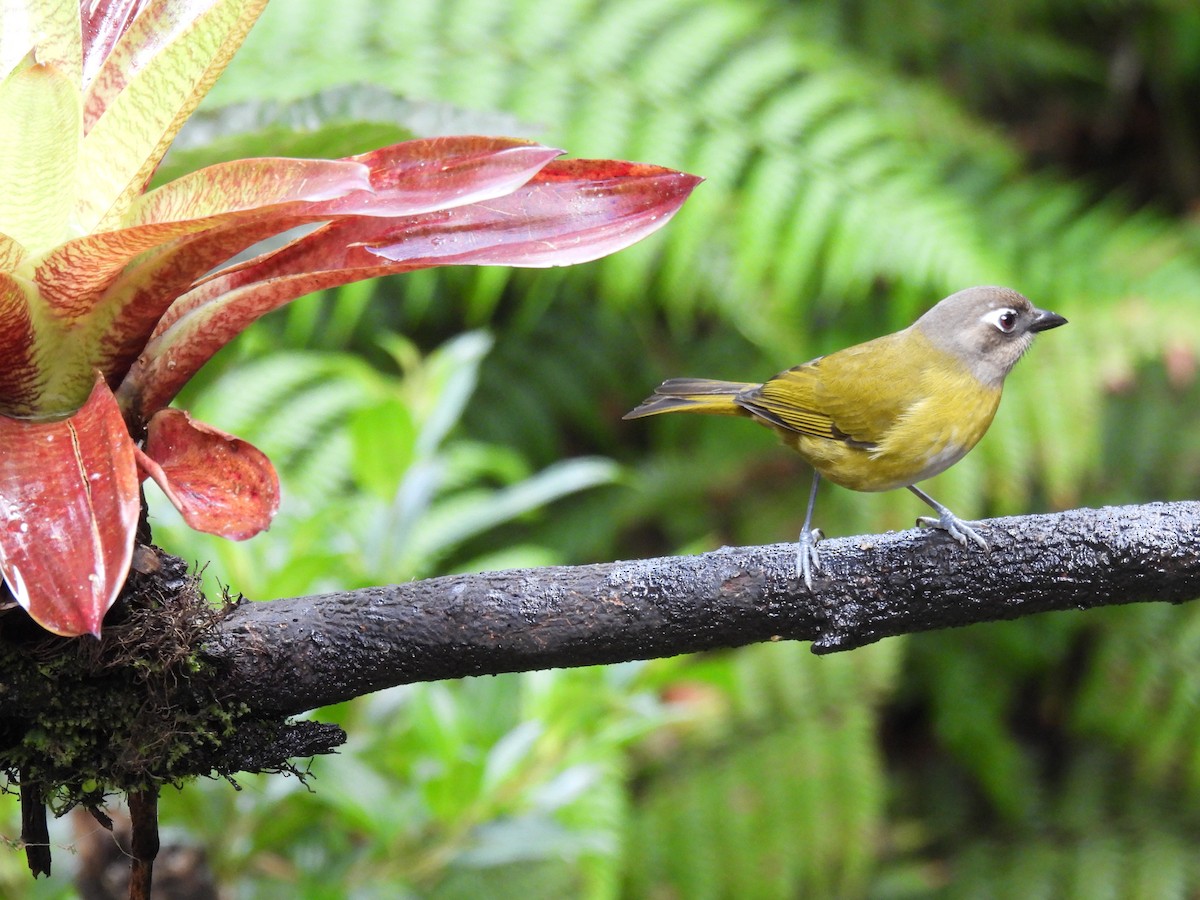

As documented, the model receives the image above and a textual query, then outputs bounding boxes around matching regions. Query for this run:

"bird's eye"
[982,308,1019,334]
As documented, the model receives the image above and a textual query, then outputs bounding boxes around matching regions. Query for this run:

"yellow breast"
[746,329,1002,492]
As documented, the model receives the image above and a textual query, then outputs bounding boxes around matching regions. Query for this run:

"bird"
[624,286,1067,588]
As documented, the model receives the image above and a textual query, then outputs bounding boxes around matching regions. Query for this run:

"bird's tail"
[623,378,758,419]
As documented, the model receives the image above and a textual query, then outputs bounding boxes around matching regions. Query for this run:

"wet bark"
[205,501,1200,717]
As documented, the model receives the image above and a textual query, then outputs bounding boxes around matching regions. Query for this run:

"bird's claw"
[796,528,824,590]
[916,512,989,551]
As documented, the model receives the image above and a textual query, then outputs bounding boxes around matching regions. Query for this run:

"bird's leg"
[796,471,823,589]
[908,485,989,551]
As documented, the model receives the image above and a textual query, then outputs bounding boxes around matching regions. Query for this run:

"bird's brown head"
[914,285,1067,388]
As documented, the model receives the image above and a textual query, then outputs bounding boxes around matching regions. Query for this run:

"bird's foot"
[796,528,824,590]
[916,511,989,551]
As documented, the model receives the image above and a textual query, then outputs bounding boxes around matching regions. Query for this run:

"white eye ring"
[981,307,1019,334]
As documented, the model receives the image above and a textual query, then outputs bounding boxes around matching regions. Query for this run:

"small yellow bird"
[624,286,1067,587]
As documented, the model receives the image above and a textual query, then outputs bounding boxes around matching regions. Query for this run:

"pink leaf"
[126,156,371,226]
[81,218,313,387]
[0,374,139,637]
[364,159,703,266]
[139,408,279,540]
[37,157,370,321]
[325,136,563,217]
[77,0,269,231]
[80,0,152,88]
[133,137,562,336]
[118,162,701,415]
[81,0,266,132]
[42,137,558,379]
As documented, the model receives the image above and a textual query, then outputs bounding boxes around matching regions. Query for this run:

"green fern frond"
[208,0,1009,320]
[197,0,1200,517]
[934,751,1200,899]
[624,639,899,897]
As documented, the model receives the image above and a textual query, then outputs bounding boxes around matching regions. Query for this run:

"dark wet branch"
[19,779,50,878]
[206,502,1200,718]
[127,789,158,900]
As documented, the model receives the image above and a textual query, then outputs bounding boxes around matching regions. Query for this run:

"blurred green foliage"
[6,0,1200,896]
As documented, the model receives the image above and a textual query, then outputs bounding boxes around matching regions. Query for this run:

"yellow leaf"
[0,0,81,85]
[0,62,80,253]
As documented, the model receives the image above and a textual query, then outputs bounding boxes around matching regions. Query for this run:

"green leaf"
[348,396,418,500]
[481,721,543,793]
[409,457,619,564]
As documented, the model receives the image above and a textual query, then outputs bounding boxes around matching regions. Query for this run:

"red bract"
[0,0,701,636]
[0,376,139,637]
[138,409,279,540]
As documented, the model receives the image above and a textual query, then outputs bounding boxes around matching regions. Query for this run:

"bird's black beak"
[1030,307,1068,332]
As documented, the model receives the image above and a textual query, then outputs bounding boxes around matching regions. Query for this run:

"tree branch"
[208,502,1200,717]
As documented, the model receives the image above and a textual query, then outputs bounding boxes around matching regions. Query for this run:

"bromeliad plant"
[0,0,700,637]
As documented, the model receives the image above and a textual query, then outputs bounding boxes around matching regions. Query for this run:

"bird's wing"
[738,333,922,446]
